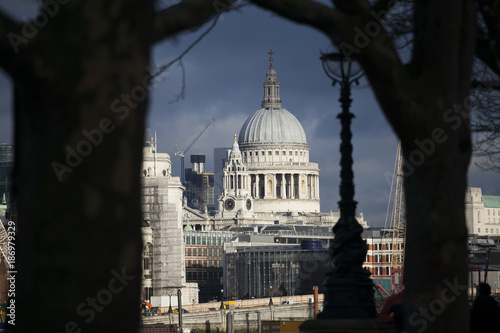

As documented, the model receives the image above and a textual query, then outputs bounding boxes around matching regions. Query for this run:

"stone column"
[296,174,300,199]
[273,173,277,198]
[316,175,320,199]
[291,174,295,199]
[281,174,286,199]
[256,174,260,198]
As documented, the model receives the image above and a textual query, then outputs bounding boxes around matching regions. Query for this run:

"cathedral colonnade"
[223,172,319,200]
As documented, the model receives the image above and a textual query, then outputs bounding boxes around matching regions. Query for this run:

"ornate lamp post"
[317,47,376,319]
[268,285,273,306]
[168,292,173,314]
[220,289,224,310]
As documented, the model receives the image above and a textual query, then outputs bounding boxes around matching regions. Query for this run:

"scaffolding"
[385,142,406,295]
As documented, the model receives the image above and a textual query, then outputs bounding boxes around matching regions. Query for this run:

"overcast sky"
[1,1,499,227]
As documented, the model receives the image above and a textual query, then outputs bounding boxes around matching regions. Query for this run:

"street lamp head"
[320,45,363,85]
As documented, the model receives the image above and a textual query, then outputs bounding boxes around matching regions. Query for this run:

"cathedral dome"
[238,50,308,148]
[238,107,308,147]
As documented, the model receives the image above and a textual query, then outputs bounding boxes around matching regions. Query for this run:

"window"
[187,248,191,256]
[249,152,252,156]
[261,151,264,155]
[492,229,494,233]
[295,151,298,156]
[486,229,488,233]
[282,151,286,155]
[289,151,292,155]
[268,151,272,155]
[478,228,481,233]
[275,151,279,155]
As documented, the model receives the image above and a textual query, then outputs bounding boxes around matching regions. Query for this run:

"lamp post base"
[317,269,376,319]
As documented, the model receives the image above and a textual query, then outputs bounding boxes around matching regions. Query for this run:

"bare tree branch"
[249,0,411,139]
[0,9,21,73]
[475,0,500,76]
[248,0,346,36]
[151,0,235,44]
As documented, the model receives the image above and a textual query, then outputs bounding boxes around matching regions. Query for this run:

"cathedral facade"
[217,52,321,221]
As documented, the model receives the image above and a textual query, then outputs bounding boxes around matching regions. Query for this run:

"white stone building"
[217,52,321,221]
[141,142,198,304]
[465,187,500,236]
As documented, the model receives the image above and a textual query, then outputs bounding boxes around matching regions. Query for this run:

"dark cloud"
[1,2,499,227]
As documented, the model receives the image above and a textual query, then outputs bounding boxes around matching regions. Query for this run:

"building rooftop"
[483,195,500,208]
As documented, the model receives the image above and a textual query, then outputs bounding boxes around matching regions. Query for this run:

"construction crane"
[384,141,406,295]
[175,119,215,184]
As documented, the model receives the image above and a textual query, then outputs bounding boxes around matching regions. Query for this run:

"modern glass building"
[0,144,14,209]
[224,243,330,300]
[184,230,237,302]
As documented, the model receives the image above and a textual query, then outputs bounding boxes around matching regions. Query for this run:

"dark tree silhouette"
[0,0,234,332]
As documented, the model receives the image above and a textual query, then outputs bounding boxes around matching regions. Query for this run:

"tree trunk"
[402,123,471,333]
[13,2,153,332]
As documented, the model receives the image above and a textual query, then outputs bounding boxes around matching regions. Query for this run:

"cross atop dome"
[268,49,275,69]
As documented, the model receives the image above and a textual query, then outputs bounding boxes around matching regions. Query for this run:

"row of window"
[186,259,221,268]
[186,247,221,257]
[369,243,403,251]
[366,255,393,263]
[187,271,222,281]
[478,228,499,234]
[369,266,391,276]
[244,151,305,157]
[184,236,233,246]
[487,209,500,216]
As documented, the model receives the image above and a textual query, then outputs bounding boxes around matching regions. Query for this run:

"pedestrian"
[470,283,500,333]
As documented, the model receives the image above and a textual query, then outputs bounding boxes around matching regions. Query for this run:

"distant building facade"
[0,144,14,220]
[185,154,215,212]
[184,230,236,302]
[465,187,500,236]
[213,147,231,209]
[141,141,198,304]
